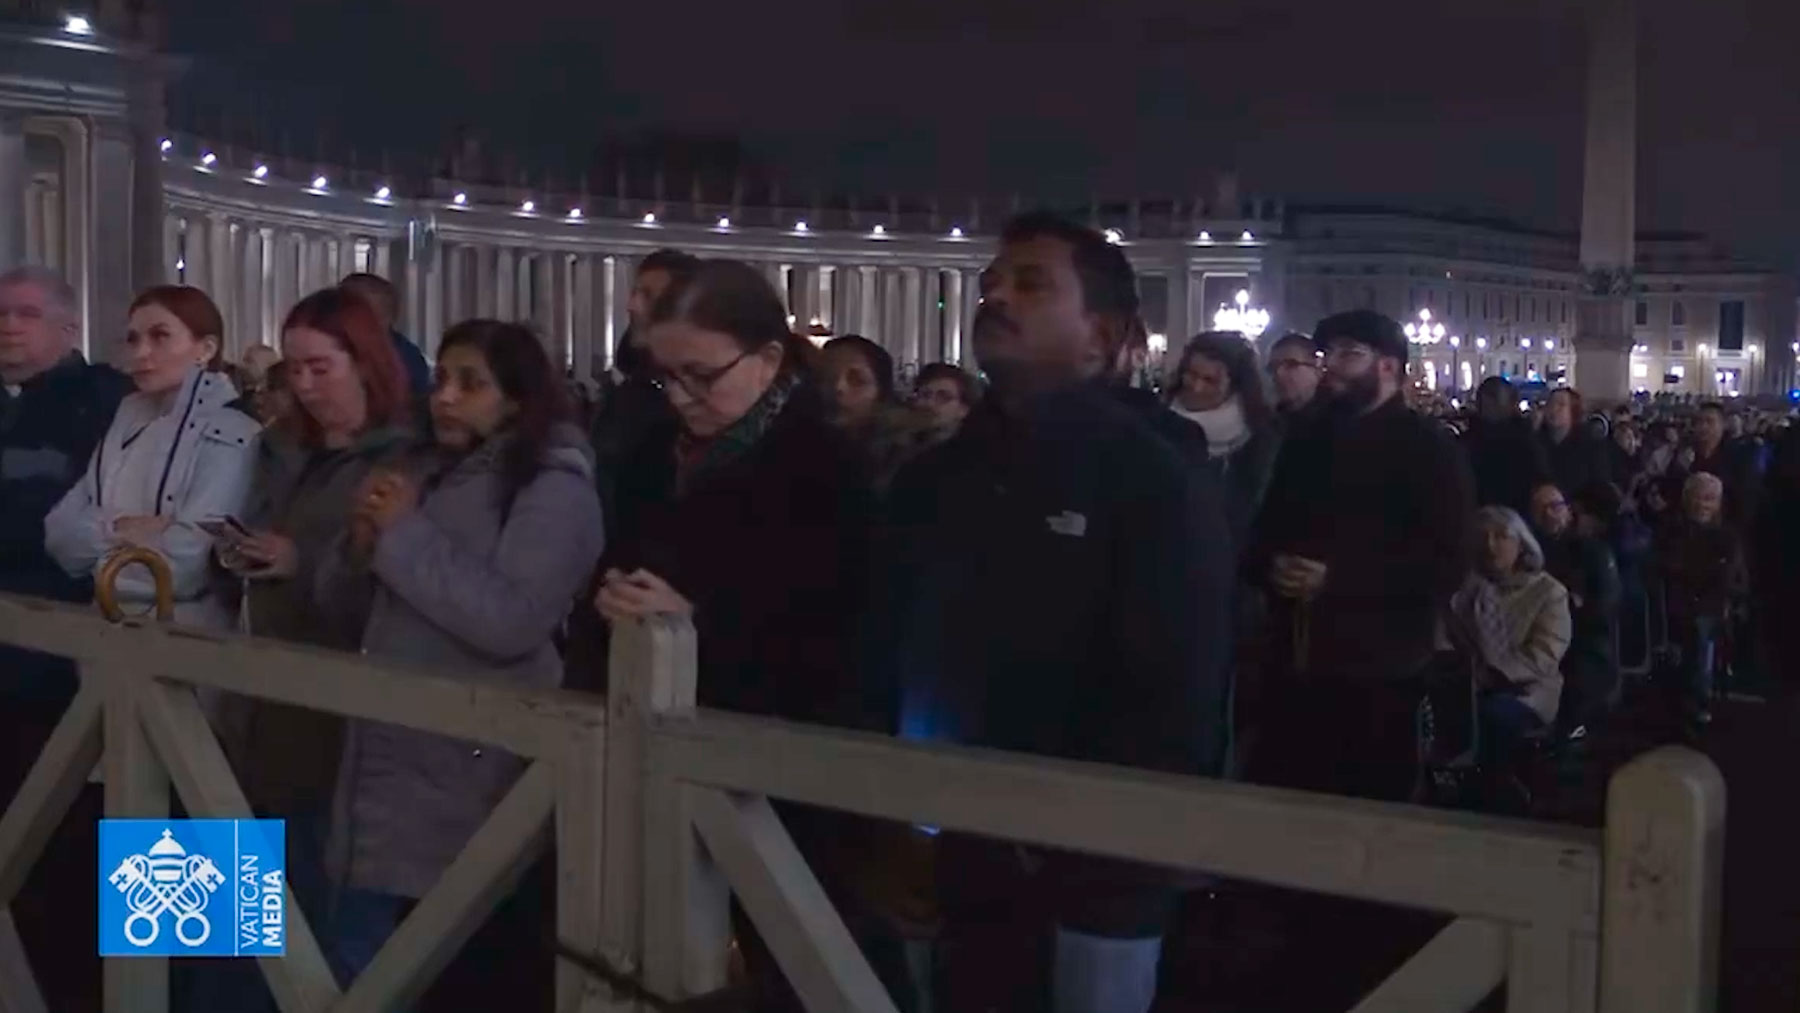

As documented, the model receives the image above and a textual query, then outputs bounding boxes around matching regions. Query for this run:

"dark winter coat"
[1539,532,1622,728]
[595,390,873,726]
[1689,438,1761,532]
[1463,415,1549,514]
[1540,427,1612,499]
[869,380,1234,935]
[1251,395,1476,684]
[228,424,415,816]
[0,353,130,702]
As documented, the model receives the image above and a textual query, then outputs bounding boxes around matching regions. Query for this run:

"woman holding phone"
[198,287,412,1009]
[44,285,259,630]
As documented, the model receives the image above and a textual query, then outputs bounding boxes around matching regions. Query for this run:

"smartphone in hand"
[198,516,251,543]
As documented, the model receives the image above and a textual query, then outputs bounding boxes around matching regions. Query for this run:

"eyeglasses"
[648,348,752,401]
[1268,358,1320,376]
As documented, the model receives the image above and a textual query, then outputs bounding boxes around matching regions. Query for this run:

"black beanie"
[1313,309,1408,365]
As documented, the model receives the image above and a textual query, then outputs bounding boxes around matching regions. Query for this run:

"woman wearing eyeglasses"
[591,258,873,726]
[587,259,895,1011]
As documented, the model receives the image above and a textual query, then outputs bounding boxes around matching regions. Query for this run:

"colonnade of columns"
[165,205,1003,382]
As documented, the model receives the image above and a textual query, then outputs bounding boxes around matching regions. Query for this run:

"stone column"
[868,269,891,354]
[606,254,635,366]
[206,215,233,329]
[423,240,446,360]
[942,269,965,365]
[919,267,943,363]
[256,227,278,348]
[898,268,923,367]
[571,254,598,380]
[536,253,563,368]
[232,221,261,356]
[1164,264,1193,383]
[790,264,818,329]
[161,214,181,285]
[89,121,137,354]
[960,269,982,370]
[0,111,26,270]
[473,246,496,318]
[271,230,300,337]
[372,239,393,281]
[493,247,516,320]
[126,54,169,294]
[828,266,856,336]
[879,268,907,360]
[22,175,47,266]
[1573,0,1638,403]
[763,263,787,312]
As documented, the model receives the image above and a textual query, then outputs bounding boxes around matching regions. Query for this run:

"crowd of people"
[0,208,1793,1011]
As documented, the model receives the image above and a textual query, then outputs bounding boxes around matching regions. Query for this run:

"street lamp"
[1403,309,1446,389]
[1213,289,1270,339]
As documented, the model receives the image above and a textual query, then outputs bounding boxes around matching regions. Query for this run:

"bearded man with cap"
[1246,309,1475,802]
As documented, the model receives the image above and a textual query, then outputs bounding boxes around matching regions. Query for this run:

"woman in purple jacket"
[313,319,603,987]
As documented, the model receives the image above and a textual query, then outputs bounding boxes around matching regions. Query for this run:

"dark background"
[161,0,1798,267]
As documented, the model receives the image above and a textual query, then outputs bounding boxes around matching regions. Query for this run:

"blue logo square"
[98,819,286,957]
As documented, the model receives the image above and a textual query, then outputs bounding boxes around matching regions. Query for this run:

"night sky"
[162,0,1798,267]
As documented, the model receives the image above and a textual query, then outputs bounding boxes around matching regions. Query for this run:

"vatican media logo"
[98,819,286,957]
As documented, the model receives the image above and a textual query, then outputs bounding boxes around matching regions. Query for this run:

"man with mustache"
[867,212,1232,1013]
[1247,309,1475,802]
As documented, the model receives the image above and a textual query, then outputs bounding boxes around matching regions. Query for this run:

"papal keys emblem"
[107,828,226,947]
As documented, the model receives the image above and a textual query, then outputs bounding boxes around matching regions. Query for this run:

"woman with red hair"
[44,284,259,630]
[215,288,415,995]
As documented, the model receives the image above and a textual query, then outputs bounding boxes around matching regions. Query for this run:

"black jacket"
[1690,438,1761,532]
[1463,415,1550,514]
[0,353,130,702]
[1540,427,1612,498]
[0,354,130,602]
[584,390,873,726]
[872,382,1233,777]
[869,381,1234,937]
[589,373,676,527]
[1540,532,1622,728]
[1252,395,1475,683]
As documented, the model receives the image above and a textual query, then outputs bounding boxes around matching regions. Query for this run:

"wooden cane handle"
[96,546,176,623]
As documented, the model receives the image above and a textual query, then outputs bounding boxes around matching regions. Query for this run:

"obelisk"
[1574,0,1638,403]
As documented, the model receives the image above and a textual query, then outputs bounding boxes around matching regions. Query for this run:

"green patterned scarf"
[675,371,800,495]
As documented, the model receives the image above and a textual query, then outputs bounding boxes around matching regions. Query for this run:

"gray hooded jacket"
[320,424,604,897]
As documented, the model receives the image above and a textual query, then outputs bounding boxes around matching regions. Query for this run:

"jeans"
[1051,928,1162,1013]
[174,804,336,1013]
[321,887,411,990]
